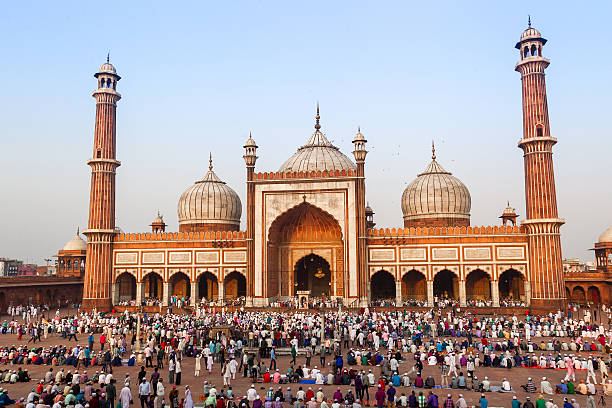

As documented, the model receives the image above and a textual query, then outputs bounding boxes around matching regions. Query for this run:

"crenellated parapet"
[252,168,357,182]
[115,230,247,242]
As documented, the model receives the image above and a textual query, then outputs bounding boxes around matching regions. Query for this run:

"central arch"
[267,202,344,298]
[294,254,332,297]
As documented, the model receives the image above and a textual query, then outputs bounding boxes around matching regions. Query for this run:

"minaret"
[243,132,258,306]
[515,21,565,310]
[352,125,368,306]
[82,57,121,311]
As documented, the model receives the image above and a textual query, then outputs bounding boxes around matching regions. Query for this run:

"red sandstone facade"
[77,25,575,311]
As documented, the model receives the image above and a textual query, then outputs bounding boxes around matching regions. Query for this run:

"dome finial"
[107,51,110,63]
[528,15,531,28]
[76,227,80,236]
[431,140,436,160]
[209,152,213,171]
[315,103,321,130]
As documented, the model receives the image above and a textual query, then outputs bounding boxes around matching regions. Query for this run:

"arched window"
[97,150,101,158]
[531,44,537,56]
[524,46,529,57]
[536,126,543,137]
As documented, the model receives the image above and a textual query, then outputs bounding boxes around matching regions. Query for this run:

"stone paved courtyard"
[0,313,608,408]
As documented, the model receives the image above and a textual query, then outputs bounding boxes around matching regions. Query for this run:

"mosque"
[75,24,599,312]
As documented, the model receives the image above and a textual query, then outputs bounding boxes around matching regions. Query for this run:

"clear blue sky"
[1,1,611,265]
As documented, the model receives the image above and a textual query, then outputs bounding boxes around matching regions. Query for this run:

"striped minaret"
[515,22,566,310]
[82,57,121,311]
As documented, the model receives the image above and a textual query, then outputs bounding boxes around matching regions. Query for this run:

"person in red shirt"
[100,334,106,350]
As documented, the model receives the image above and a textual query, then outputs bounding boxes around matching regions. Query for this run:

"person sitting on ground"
[522,378,537,393]
[556,380,568,394]
[481,377,490,392]
[540,377,553,395]
[502,378,511,392]
[575,381,588,395]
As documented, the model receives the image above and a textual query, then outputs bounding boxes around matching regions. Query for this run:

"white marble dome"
[177,163,242,229]
[401,152,471,224]
[279,109,355,173]
[63,230,87,251]
[599,225,612,243]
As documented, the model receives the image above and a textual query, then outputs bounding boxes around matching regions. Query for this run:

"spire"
[209,152,213,171]
[431,140,436,160]
[315,103,321,131]
[528,15,531,28]
[76,227,80,236]
[107,51,110,63]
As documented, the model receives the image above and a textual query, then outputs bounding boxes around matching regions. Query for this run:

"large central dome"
[279,107,356,173]
[401,144,471,227]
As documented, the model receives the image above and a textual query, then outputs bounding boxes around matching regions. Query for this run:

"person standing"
[184,385,193,408]
[478,394,488,408]
[120,383,132,408]
[375,385,385,408]
[105,379,116,408]
[194,353,201,377]
[174,359,182,386]
[139,378,151,408]
[270,347,277,371]
[154,378,165,408]
[168,358,175,384]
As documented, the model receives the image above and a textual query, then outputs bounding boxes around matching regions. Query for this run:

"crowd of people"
[0,304,609,408]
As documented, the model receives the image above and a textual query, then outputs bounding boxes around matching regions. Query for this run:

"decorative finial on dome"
[107,51,110,63]
[209,152,213,171]
[431,140,436,160]
[76,227,80,236]
[358,126,361,133]
[315,103,321,130]
[528,15,531,28]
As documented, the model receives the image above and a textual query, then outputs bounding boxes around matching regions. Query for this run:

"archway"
[588,286,601,304]
[401,270,426,300]
[169,272,191,299]
[465,269,491,300]
[499,269,525,301]
[571,286,586,304]
[294,254,332,297]
[224,271,246,299]
[143,272,163,300]
[117,273,136,301]
[267,202,343,298]
[198,272,218,300]
[433,270,458,299]
[370,270,396,300]
[0,292,5,312]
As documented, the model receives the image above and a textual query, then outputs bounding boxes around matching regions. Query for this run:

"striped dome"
[279,107,355,173]
[177,165,241,229]
[401,153,471,224]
